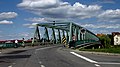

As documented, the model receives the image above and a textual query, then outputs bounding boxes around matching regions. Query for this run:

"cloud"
[5,32,33,40]
[17,0,60,9]
[0,12,18,20]
[18,0,102,19]
[25,17,47,22]
[91,29,110,34]
[18,0,119,34]
[0,20,13,24]
[18,32,30,37]
[97,9,120,22]
[25,17,69,22]
[23,23,38,28]
[80,23,120,29]
[18,0,120,23]
[80,23,120,34]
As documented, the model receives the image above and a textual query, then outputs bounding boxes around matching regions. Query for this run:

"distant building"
[96,33,106,37]
[112,32,120,45]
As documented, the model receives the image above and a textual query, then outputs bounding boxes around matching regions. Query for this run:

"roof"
[112,32,120,36]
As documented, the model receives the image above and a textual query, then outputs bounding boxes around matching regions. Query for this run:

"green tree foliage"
[98,35,111,48]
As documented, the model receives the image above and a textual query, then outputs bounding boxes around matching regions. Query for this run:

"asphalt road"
[0,45,120,67]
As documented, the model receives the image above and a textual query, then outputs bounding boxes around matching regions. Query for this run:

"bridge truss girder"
[33,22,100,45]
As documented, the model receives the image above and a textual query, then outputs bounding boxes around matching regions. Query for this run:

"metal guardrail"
[0,43,22,48]
[0,42,54,48]
[72,40,101,48]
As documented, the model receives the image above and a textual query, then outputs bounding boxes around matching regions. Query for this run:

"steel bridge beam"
[58,29,61,43]
[52,28,56,44]
[33,22,100,47]
[44,27,49,41]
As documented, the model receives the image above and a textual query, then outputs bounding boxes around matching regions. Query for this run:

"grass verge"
[79,47,120,54]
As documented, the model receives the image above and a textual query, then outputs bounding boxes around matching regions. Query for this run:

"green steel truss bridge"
[33,22,101,48]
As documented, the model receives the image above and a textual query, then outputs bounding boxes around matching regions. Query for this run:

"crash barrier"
[0,43,22,48]
[0,42,54,48]
[69,40,101,48]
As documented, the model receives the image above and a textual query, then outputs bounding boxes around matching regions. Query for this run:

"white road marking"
[8,65,12,67]
[41,65,45,67]
[36,47,50,51]
[36,46,56,51]
[38,61,45,67]
[70,51,120,66]
[39,61,42,64]
[70,52,98,63]
[95,64,100,67]
[0,52,1,53]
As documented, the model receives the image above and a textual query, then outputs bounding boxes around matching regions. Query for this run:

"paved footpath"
[0,44,60,54]
[0,46,39,54]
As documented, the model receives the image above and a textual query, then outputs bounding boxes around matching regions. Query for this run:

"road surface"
[0,45,120,67]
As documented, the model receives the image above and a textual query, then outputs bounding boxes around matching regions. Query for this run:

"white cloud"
[18,0,120,23]
[17,0,60,9]
[6,32,33,40]
[18,0,102,19]
[0,20,13,24]
[18,0,119,35]
[97,9,120,22]
[92,29,110,34]
[23,23,38,28]
[18,32,30,37]
[80,23,120,29]
[25,17,47,22]
[0,12,18,20]
[25,17,69,22]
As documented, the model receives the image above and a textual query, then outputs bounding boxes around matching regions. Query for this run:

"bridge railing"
[70,40,101,48]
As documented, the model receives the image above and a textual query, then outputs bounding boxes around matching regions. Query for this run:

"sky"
[0,0,120,40]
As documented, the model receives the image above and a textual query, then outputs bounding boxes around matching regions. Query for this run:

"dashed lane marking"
[38,61,45,67]
[95,64,100,67]
[41,65,45,67]
[39,61,42,64]
[36,46,57,51]
[8,65,12,67]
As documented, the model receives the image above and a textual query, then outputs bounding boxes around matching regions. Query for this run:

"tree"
[98,35,111,48]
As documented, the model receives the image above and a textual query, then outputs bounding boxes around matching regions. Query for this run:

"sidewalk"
[0,46,39,54]
[0,44,60,54]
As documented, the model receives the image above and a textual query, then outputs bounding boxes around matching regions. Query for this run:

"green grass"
[79,47,120,54]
